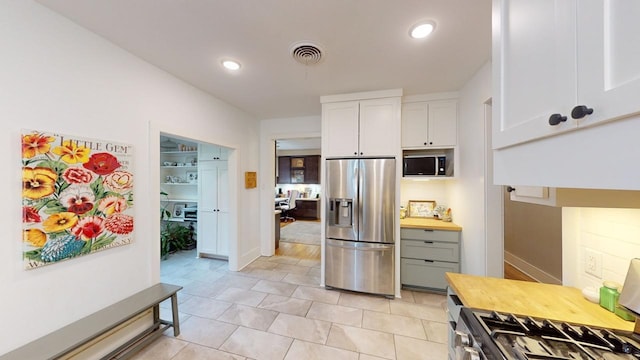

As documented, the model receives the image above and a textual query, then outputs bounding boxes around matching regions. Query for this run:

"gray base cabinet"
[400,228,461,292]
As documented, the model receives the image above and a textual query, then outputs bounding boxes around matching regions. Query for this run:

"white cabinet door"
[197,160,228,256]
[199,144,228,161]
[492,0,577,149]
[198,211,218,254]
[359,97,400,156]
[322,101,360,157]
[427,100,457,147]
[401,102,428,147]
[576,0,640,128]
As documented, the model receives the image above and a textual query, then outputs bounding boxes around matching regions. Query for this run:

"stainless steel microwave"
[403,154,446,176]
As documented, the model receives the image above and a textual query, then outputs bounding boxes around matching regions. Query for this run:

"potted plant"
[161,222,192,259]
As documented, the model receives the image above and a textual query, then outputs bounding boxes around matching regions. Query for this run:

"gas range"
[456,307,640,360]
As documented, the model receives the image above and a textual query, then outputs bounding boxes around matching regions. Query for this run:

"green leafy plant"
[161,222,192,259]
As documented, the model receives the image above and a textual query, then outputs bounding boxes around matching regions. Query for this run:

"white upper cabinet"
[199,143,228,161]
[322,90,401,158]
[493,0,640,150]
[401,100,457,148]
[492,0,577,149]
[576,1,640,128]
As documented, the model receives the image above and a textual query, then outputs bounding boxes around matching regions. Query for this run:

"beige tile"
[307,267,321,277]
[422,320,448,344]
[220,326,293,360]
[282,273,321,287]
[326,324,396,359]
[394,335,448,360]
[258,294,312,316]
[297,258,321,268]
[412,291,447,308]
[245,259,279,270]
[266,256,301,265]
[397,290,415,303]
[211,274,261,290]
[284,339,359,360]
[359,354,388,360]
[339,293,391,313]
[362,311,426,339]
[159,307,192,325]
[218,304,279,331]
[172,343,246,360]
[180,296,233,319]
[245,269,288,281]
[274,263,311,275]
[251,279,298,296]
[268,313,332,344]
[176,315,238,348]
[389,301,447,323]
[129,335,188,360]
[215,287,268,306]
[180,280,221,298]
[306,302,363,327]
[292,285,340,304]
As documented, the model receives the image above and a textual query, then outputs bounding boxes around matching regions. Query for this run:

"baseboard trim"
[504,251,562,285]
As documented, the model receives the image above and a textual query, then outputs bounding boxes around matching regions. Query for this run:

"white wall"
[0,1,260,354]
[448,62,494,276]
[563,208,640,289]
[259,116,321,255]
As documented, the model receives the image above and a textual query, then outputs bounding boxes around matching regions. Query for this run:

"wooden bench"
[0,283,182,360]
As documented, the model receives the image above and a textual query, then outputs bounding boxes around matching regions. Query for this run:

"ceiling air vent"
[290,42,324,65]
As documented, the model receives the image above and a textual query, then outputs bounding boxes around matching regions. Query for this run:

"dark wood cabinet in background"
[291,199,320,219]
[277,156,291,184]
[276,155,320,184]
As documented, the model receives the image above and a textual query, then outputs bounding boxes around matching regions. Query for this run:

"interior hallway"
[132,247,449,360]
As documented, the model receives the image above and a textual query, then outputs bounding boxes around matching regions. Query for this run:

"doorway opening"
[274,137,321,261]
[160,133,232,266]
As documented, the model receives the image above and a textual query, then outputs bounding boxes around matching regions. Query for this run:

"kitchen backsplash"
[400,179,450,210]
[563,207,640,290]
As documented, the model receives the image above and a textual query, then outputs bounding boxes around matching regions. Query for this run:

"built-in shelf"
[161,199,197,203]
[160,165,197,168]
[166,218,197,222]
[160,151,198,155]
[162,183,196,186]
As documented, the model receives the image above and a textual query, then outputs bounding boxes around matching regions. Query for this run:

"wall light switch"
[585,249,603,279]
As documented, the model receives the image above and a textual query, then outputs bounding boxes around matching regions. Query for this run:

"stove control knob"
[454,330,471,347]
[463,347,481,360]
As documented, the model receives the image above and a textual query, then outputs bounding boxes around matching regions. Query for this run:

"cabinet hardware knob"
[548,113,567,126]
[429,141,433,145]
[354,152,358,155]
[423,229,434,232]
[571,105,594,119]
[423,241,434,244]
[507,186,516,193]
[423,259,434,263]
[424,142,427,145]
[359,152,363,155]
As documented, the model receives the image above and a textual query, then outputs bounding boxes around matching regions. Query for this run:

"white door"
[198,211,218,254]
[358,97,400,156]
[576,1,640,128]
[492,0,577,149]
[216,163,229,256]
[322,101,360,157]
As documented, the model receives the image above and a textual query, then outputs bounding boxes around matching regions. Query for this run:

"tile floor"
[131,249,449,360]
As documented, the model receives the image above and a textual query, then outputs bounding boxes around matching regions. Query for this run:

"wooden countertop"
[446,272,634,331]
[400,217,462,231]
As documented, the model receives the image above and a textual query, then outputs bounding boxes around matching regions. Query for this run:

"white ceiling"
[36,0,491,120]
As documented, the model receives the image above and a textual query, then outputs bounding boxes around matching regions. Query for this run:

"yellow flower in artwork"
[52,140,90,164]
[22,167,58,200]
[22,132,56,159]
[42,212,79,233]
[23,229,47,247]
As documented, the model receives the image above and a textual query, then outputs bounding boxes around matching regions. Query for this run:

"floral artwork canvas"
[21,130,134,269]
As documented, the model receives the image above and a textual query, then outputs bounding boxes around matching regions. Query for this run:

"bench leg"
[171,293,180,336]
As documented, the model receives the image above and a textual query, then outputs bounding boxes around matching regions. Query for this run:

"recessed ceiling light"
[410,21,435,39]
[222,60,241,71]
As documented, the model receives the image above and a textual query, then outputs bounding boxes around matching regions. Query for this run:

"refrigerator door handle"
[326,241,394,251]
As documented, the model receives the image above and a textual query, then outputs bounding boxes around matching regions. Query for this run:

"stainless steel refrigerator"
[325,157,396,297]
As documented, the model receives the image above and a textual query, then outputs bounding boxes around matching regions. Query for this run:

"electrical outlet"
[585,249,602,279]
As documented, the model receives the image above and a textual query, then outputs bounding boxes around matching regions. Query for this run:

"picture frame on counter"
[172,204,185,219]
[407,200,436,218]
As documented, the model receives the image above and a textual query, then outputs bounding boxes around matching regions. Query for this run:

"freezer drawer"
[400,258,459,291]
[325,239,395,296]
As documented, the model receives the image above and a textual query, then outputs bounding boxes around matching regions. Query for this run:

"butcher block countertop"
[400,217,462,231]
[446,272,634,331]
